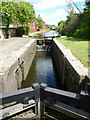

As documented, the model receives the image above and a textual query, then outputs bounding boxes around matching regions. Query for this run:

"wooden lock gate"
[0,83,90,120]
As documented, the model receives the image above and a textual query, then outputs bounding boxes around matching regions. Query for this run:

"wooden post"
[32,83,40,119]
[40,83,48,119]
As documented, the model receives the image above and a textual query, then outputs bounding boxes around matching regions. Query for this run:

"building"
[29,22,37,32]
[29,22,48,32]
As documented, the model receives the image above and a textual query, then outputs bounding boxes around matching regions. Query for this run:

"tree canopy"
[57,0,90,39]
[56,20,66,34]
[74,4,90,39]
[1,2,36,38]
[36,14,44,29]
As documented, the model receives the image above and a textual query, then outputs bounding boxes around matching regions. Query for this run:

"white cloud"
[33,0,66,10]
[36,9,67,19]
[48,9,67,18]
[33,0,85,10]
[36,9,67,25]
[73,0,85,2]
[33,0,85,25]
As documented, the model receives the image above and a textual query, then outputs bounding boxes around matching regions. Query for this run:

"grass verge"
[57,37,90,67]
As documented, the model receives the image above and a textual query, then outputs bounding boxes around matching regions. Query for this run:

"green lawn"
[57,37,90,67]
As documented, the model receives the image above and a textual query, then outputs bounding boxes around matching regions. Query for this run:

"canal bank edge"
[0,39,36,93]
[52,38,89,92]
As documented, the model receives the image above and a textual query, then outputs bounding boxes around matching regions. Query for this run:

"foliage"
[66,0,75,23]
[74,4,90,39]
[2,2,16,38]
[57,1,90,39]
[36,14,44,29]
[57,14,80,36]
[63,15,80,36]
[16,27,24,37]
[47,25,52,30]
[16,25,30,37]
[15,2,35,25]
[23,26,30,35]
[57,0,80,36]
[1,2,36,38]
[56,20,66,34]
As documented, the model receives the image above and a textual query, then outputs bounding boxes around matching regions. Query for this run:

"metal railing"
[0,83,90,120]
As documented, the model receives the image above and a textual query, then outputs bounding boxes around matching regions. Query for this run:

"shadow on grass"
[57,36,89,42]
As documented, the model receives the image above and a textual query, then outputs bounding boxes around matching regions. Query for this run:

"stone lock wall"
[52,39,89,92]
[0,39,36,93]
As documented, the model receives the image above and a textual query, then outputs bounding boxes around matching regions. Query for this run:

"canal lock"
[21,37,61,89]
[1,31,89,120]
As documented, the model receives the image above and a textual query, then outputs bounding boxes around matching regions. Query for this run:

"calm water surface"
[21,30,60,88]
[21,47,58,88]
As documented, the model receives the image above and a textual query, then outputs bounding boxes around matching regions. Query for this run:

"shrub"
[16,26,30,37]
[23,26,30,35]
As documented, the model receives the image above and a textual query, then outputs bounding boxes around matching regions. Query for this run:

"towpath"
[0,37,32,73]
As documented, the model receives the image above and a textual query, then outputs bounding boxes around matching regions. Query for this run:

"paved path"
[0,37,32,73]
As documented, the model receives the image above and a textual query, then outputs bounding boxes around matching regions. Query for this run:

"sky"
[25,0,86,26]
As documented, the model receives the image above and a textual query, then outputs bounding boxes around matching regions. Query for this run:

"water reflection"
[36,30,60,39]
[21,50,57,88]
[44,30,59,37]
[36,51,56,88]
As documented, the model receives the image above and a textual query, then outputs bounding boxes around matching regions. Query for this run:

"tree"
[66,0,75,21]
[57,0,82,36]
[56,21,66,34]
[1,2,36,38]
[36,14,44,29]
[2,2,17,38]
[57,0,78,36]
[74,3,90,39]
[16,2,35,26]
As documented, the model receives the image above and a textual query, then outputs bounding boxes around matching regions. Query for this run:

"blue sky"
[25,0,85,26]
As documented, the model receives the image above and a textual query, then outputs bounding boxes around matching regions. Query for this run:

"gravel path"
[0,37,31,59]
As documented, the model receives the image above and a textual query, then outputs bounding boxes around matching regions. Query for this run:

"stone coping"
[54,38,88,78]
[0,38,36,74]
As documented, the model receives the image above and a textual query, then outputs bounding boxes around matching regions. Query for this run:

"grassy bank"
[57,37,90,67]
[29,29,49,36]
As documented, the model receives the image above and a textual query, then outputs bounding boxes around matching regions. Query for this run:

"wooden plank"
[44,114,58,120]
[41,87,90,108]
[44,101,90,120]
[0,87,34,105]
[0,100,35,119]
[0,103,23,119]
[55,101,90,120]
